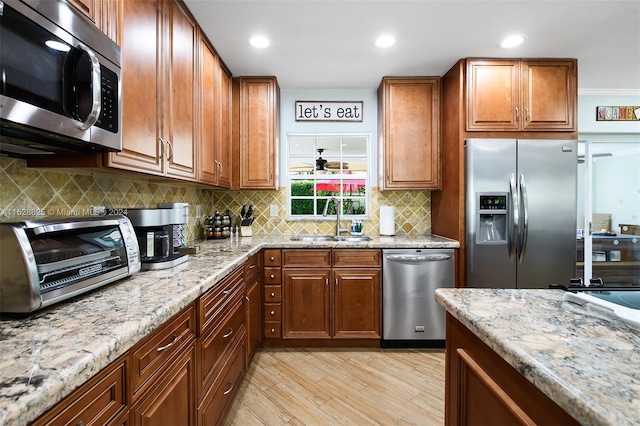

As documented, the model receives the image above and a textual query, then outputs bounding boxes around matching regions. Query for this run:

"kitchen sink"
[289,235,336,242]
[289,235,372,242]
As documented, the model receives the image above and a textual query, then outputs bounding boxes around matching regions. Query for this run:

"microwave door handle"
[518,174,529,264]
[76,44,102,131]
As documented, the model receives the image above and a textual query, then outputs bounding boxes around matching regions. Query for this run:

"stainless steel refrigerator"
[465,139,577,288]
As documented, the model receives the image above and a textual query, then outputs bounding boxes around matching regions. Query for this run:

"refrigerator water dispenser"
[476,193,507,244]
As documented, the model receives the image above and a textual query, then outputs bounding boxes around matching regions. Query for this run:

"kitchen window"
[287,133,369,219]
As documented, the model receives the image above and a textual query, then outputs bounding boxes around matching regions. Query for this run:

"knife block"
[239,225,253,237]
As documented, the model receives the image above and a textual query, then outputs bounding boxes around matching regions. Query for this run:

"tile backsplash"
[1,156,431,242]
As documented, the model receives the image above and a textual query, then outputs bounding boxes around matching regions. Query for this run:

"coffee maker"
[127,204,189,270]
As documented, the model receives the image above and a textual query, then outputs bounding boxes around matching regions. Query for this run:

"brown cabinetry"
[262,249,282,339]
[198,35,232,187]
[233,77,280,189]
[378,77,441,190]
[244,253,262,365]
[445,313,578,426]
[466,59,576,132]
[105,0,197,180]
[280,249,381,341]
[32,355,128,426]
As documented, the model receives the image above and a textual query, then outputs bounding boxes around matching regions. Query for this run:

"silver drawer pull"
[157,334,178,352]
[269,256,275,261]
[270,310,275,315]
[270,274,275,279]
[223,287,232,295]
[249,264,256,269]
[223,381,234,395]
[223,328,233,338]
[270,292,275,297]
[270,328,276,333]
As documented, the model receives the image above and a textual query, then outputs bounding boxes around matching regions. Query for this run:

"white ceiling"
[184,0,640,92]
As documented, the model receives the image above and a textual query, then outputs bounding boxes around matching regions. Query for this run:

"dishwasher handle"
[385,254,451,262]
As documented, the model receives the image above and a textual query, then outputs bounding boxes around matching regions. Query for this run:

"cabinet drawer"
[263,267,281,284]
[333,249,381,267]
[264,322,282,338]
[130,304,196,400]
[263,249,281,266]
[244,253,260,280]
[198,267,244,335]
[33,356,127,426]
[263,303,281,322]
[283,249,331,267]
[264,285,281,302]
[198,339,246,426]
[199,298,245,396]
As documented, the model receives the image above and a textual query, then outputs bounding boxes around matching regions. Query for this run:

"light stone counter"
[0,234,458,425]
[435,288,640,426]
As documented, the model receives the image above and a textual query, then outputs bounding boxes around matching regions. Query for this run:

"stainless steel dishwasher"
[382,248,455,348]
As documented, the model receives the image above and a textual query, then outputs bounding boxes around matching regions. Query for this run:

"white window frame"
[286,132,371,220]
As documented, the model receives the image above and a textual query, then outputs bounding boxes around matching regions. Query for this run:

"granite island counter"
[0,234,458,425]
[435,288,640,426]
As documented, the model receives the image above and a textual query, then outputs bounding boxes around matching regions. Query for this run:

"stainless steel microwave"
[0,215,140,314]
[0,0,121,157]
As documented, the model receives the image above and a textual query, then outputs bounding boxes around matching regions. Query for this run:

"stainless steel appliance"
[127,205,188,270]
[382,248,455,347]
[466,139,577,288]
[0,0,121,157]
[0,215,140,314]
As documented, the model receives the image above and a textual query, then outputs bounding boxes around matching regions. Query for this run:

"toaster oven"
[0,215,140,314]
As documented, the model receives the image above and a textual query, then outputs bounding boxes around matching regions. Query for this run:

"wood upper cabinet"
[466,59,577,131]
[378,77,441,190]
[233,77,280,189]
[198,36,232,187]
[106,0,197,181]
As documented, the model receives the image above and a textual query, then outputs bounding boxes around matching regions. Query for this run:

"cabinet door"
[66,0,100,26]
[107,0,164,175]
[198,35,218,185]
[245,277,261,365]
[521,60,576,131]
[333,269,381,339]
[131,345,196,426]
[164,0,197,180]
[238,77,279,189]
[378,77,440,189]
[283,269,331,339]
[466,59,520,131]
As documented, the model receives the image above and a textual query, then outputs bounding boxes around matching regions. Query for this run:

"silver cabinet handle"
[223,328,233,338]
[157,334,178,352]
[270,310,275,315]
[166,140,174,161]
[223,381,234,395]
[269,256,275,261]
[270,292,275,297]
[524,107,530,122]
[515,107,520,123]
[270,274,275,279]
[270,328,276,334]
[223,287,232,295]
[249,264,256,269]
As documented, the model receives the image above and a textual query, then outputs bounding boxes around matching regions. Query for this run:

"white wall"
[279,89,378,182]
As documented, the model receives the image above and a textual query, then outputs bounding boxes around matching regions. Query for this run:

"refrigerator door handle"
[508,174,518,262]
[518,174,529,264]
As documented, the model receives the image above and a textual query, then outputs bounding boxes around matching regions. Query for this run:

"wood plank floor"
[225,348,446,425]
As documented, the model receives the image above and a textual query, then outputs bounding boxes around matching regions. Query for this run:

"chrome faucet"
[322,197,348,236]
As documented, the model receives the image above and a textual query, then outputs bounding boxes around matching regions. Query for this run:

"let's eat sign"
[295,101,363,122]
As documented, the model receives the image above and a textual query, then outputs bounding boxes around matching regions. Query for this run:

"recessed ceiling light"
[375,35,396,48]
[500,34,526,48]
[249,35,270,48]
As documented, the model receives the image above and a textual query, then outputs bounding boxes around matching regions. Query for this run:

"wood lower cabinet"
[280,249,381,340]
[445,313,579,426]
[32,355,128,426]
[130,344,196,426]
[244,253,262,366]
[378,77,441,190]
[466,58,576,132]
[233,77,280,189]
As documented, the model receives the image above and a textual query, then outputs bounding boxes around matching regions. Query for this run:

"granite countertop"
[435,288,640,426]
[0,234,458,426]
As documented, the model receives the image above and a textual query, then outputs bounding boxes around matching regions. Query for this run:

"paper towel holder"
[379,205,395,236]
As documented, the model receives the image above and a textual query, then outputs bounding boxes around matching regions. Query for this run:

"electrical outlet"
[269,204,278,217]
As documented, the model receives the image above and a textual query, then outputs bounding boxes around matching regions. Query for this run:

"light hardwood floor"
[225,348,446,425]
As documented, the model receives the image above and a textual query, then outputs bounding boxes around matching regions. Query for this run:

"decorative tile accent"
[1,157,432,242]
